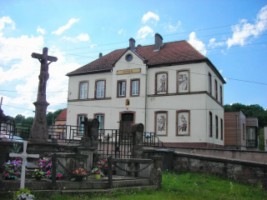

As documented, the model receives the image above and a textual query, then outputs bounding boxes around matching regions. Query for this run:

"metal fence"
[1,121,164,158]
[143,132,164,148]
[98,129,133,158]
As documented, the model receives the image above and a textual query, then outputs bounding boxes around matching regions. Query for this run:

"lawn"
[35,172,267,200]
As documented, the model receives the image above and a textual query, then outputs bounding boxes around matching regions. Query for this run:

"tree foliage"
[224,103,267,128]
[46,109,63,126]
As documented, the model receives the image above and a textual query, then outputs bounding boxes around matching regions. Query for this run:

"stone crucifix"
[9,141,39,189]
[30,47,57,142]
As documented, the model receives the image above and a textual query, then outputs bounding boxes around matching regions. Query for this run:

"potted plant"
[72,167,88,181]
[32,169,45,180]
[14,188,35,200]
[91,166,101,180]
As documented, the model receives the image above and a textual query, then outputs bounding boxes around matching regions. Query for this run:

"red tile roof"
[55,109,67,121]
[67,40,225,83]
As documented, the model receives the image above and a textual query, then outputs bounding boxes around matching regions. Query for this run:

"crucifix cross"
[30,47,57,142]
[31,47,57,101]
[9,141,39,189]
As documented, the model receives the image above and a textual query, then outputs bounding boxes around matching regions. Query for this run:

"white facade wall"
[67,52,224,145]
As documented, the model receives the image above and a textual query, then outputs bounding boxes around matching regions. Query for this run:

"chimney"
[129,38,135,51]
[99,52,103,58]
[154,33,163,51]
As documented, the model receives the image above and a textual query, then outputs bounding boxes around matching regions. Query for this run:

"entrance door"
[120,113,134,137]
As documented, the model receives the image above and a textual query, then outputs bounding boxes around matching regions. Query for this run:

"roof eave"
[66,69,112,77]
[147,59,226,84]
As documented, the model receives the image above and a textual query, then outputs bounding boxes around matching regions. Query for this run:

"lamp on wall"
[125,99,130,110]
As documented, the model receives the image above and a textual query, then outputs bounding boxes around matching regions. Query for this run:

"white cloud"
[227,5,267,48]
[136,26,154,39]
[142,11,160,24]
[118,28,126,35]
[188,32,207,56]
[37,26,46,35]
[62,33,90,42]
[52,18,80,35]
[165,21,182,33]
[0,17,82,117]
[76,33,90,41]
[208,38,225,48]
[0,16,15,30]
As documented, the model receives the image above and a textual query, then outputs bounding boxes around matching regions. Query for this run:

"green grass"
[34,172,267,200]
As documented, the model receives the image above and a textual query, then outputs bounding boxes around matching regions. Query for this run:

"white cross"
[9,141,39,189]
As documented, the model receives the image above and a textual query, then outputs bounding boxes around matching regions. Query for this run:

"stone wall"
[143,148,267,189]
[170,147,267,164]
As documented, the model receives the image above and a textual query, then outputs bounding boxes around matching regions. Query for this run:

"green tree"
[224,103,267,128]
[46,109,63,126]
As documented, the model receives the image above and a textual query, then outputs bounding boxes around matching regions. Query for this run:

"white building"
[66,33,225,147]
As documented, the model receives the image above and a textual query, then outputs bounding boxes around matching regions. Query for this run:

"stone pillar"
[131,123,144,158]
[78,118,99,169]
[150,156,162,189]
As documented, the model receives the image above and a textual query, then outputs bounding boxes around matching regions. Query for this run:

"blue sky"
[0,0,267,117]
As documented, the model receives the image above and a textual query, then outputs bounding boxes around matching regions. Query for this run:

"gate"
[97,129,133,158]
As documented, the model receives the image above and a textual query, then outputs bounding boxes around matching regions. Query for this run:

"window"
[246,127,256,147]
[131,79,140,96]
[95,80,105,99]
[155,111,168,136]
[95,114,104,129]
[215,115,218,139]
[79,81,88,99]
[208,73,212,95]
[156,72,168,94]
[215,80,218,100]
[117,80,126,97]
[220,118,223,140]
[177,110,190,136]
[209,112,213,137]
[77,114,86,135]
[177,70,189,93]
[125,54,133,62]
[220,85,223,104]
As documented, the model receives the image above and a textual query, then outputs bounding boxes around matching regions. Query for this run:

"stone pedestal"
[131,123,144,158]
[30,101,49,142]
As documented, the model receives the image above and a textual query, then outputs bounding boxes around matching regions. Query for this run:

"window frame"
[155,72,168,95]
[154,111,168,136]
[220,85,223,104]
[209,112,213,137]
[208,73,212,95]
[94,113,105,130]
[215,79,218,100]
[78,81,88,99]
[95,80,106,99]
[117,80,126,98]
[130,79,140,97]
[215,115,218,139]
[176,110,190,136]
[77,114,87,136]
[177,70,190,93]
